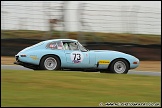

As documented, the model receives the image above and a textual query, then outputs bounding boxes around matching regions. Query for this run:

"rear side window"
[46,41,63,50]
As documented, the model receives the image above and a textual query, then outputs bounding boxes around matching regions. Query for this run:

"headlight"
[133,57,139,64]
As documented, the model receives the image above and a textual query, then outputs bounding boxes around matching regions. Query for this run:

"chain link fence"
[78,3,161,34]
[77,2,161,44]
[1,1,67,39]
[1,1,161,43]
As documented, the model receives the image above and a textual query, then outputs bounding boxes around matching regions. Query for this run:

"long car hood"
[90,50,124,53]
[89,50,132,57]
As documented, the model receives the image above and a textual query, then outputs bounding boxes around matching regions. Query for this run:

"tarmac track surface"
[1,65,161,76]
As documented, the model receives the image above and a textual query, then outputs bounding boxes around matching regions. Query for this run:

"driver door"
[63,42,90,68]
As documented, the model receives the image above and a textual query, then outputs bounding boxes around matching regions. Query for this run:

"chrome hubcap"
[44,57,57,70]
[114,61,126,73]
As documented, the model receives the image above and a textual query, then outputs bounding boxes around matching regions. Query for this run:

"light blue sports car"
[14,39,139,74]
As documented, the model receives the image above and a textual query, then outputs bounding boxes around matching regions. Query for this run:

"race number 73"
[70,51,84,63]
[73,53,81,60]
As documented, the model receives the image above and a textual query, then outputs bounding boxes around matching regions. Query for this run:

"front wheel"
[40,55,61,70]
[109,59,129,74]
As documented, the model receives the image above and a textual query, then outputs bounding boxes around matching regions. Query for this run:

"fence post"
[129,5,140,44]
[77,3,86,45]
[60,1,68,39]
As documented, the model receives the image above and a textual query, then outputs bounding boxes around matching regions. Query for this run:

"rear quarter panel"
[18,48,67,66]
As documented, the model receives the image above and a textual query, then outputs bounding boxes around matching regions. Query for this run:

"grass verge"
[1,70,161,107]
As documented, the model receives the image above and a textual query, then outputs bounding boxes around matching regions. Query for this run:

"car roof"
[43,39,78,43]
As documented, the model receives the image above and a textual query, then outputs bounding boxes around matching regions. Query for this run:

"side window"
[46,41,63,50]
[57,41,63,50]
[46,42,57,49]
[63,42,79,50]
[63,42,70,50]
[69,42,79,50]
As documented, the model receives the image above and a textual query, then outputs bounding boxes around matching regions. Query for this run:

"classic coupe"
[14,39,139,74]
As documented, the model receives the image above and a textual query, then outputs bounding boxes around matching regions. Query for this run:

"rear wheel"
[109,59,129,74]
[40,55,61,70]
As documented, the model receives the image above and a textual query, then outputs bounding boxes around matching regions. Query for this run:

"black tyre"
[109,59,129,74]
[40,55,61,70]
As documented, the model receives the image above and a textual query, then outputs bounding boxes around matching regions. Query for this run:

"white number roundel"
[70,51,84,63]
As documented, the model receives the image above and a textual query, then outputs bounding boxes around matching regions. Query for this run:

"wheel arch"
[108,58,130,70]
[39,54,61,66]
